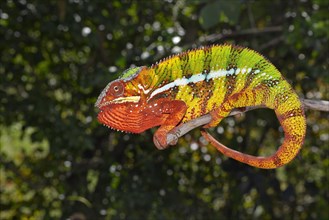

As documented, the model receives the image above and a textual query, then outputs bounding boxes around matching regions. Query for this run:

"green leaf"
[67,196,92,208]
[218,0,241,24]
[199,1,222,29]
[199,0,242,29]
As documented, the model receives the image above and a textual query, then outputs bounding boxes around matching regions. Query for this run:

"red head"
[95,66,167,133]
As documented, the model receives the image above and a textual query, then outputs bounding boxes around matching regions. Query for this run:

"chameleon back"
[149,45,301,122]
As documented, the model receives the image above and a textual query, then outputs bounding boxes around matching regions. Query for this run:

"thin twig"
[198,26,283,43]
[259,36,284,50]
[166,98,329,146]
[301,99,329,112]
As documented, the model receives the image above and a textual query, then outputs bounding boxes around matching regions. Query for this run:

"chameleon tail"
[202,90,306,169]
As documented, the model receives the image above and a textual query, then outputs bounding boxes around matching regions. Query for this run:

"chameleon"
[95,44,306,169]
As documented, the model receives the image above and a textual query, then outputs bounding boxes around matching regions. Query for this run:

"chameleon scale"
[95,44,306,169]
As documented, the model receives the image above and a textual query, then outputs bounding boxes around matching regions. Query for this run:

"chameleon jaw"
[96,96,141,109]
[96,95,147,134]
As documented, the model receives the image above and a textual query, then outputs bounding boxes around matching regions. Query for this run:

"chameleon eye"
[109,81,124,97]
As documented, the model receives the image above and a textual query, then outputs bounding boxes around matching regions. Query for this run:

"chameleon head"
[95,66,165,133]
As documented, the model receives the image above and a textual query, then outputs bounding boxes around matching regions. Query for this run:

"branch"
[301,98,329,112]
[166,98,329,145]
[259,36,284,50]
[198,26,283,43]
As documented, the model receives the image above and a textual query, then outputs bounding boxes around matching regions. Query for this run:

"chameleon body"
[95,44,306,169]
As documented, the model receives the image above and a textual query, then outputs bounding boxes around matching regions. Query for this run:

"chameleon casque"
[95,44,306,169]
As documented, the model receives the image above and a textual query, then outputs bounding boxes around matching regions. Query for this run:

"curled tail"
[202,86,307,169]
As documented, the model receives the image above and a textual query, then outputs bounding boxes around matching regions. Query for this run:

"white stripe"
[97,96,141,108]
[227,68,235,75]
[206,69,227,81]
[150,80,181,98]
[138,84,151,94]
[189,73,206,83]
[149,67,254,100]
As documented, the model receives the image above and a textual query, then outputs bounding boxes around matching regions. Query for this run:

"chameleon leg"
[153,100,187,150]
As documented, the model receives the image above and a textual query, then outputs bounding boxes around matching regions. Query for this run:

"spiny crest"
[150,54,176,68]
[150,44,275,74]
[151,44,229,68]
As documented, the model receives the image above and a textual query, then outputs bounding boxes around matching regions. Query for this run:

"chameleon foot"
[153,131,179,150]
[153,129,170,150]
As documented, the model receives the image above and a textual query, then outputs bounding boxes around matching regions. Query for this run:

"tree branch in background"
[301,99,329,112]
[166,98,329,146]
[259,36,284,50]
[198,26,283,43]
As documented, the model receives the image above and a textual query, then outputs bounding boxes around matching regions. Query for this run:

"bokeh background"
[0,0,328,219]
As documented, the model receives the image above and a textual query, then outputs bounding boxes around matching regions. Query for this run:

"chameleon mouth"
[96,96,141,109]
[97,101,145,134]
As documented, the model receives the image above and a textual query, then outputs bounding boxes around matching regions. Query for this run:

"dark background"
[0,0,328,219]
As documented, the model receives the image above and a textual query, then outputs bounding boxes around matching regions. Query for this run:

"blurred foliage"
[0,0,328,219]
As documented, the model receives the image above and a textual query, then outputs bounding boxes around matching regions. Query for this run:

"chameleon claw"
[153,134,169,150]
[153,130,179,150]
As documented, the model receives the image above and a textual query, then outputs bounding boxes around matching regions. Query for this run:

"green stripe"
[178,51,191,77]
[203,46,212,73]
